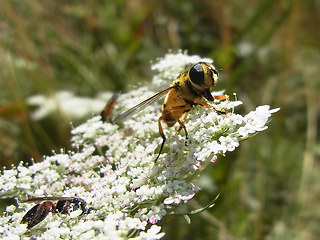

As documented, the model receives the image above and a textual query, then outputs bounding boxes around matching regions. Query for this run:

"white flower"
[27,91,114,120]
[219,136,240,153]
[0,52,279,239]
[238,105,280,137]
[5,205,16,213]
[135,225,165,240]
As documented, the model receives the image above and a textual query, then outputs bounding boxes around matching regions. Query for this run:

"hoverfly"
[114,62,228,162]
[20,196,94,229]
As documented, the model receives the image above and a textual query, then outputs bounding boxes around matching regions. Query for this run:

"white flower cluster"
[0,52,279,239]
[27,91,114,120]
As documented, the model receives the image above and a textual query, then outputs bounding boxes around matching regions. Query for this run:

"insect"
[114,62,228,162]
[100,94,118,122]
[20,196,94,229]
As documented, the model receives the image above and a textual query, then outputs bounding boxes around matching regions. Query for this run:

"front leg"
[194,96,227,114]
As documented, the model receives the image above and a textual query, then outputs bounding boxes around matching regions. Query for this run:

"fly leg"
[213,95,229,101]
[169,105,191,146]
[155,104,191,163]
[155,115,166,163]
[175,116,188,146]
[194,96,228,114]
[213,95,229,113]
[176,112,188,134]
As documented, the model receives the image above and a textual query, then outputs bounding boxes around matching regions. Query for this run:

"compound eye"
[189,63,204,86]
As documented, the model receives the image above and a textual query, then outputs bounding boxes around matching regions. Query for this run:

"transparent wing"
[114,86,174,122]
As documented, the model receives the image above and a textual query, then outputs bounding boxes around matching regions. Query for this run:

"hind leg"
[176,112,188,135]
[174,115,188,146]
[155,104,191,162]
[154,115,166,163]
[169,105,192,146]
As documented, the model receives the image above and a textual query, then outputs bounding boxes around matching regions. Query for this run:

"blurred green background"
[0,0,319,239]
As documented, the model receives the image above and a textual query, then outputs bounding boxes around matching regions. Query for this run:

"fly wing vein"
[114,86,174,122]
